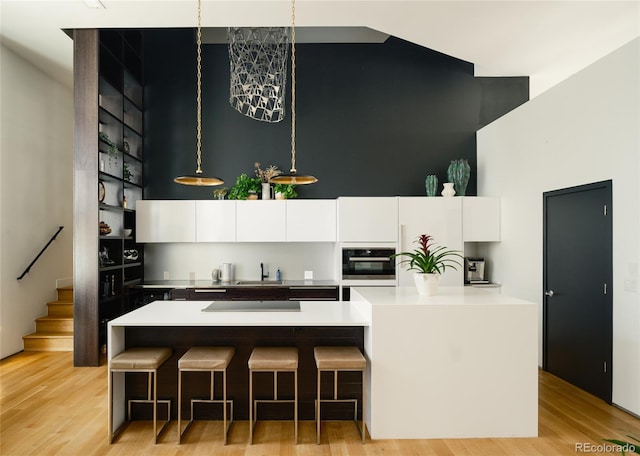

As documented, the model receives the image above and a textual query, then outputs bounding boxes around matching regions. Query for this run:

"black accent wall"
[143,29,528,199]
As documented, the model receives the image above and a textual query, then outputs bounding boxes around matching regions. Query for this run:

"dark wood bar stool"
[248,347,298,444]
[177,346,235,444]
[108,347,172,444]
[314,346,367,444]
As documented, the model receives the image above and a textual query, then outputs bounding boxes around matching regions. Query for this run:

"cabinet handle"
[348,257,390,262]
[288,286,337,290]
[194,289,227,293]
[288,297,336,301]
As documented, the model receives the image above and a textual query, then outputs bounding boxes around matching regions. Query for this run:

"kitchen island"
[107,300,367,435]
[350,286,538,439]
[108,287,537,440]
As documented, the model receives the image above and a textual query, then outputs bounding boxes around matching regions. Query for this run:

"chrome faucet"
[260,262,269,281]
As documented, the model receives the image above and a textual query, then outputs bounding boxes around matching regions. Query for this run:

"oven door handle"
[348,257,391,262]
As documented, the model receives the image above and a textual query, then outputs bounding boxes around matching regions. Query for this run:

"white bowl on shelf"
[123,229,133,237]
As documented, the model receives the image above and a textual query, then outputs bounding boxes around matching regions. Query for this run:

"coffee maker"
[465,257,488,284]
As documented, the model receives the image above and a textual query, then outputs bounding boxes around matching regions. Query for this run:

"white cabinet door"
[136,200,196,242]
[286,199,336,242]
[337,197,398,242]
[195,200,236,242]
[398,197,463,286]
[462,197,501,242]
[236,200,286,242]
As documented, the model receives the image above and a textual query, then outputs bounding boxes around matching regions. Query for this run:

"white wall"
[144,243,337,282]
[477,38,640,415]
[0,45,73,358]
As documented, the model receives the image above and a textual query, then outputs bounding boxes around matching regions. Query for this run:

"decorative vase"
[441,182,456,197]
[447,159,471,196]
[261,183,271,200]
[413,273,440,296]
[425,174,438,197]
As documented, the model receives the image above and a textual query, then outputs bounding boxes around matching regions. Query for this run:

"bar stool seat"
[178,347,235,444]
[108,347,172,444]
[248,347,298,444]
[314,346,366,444]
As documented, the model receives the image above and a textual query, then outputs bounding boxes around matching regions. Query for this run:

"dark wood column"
[73,29,100,366]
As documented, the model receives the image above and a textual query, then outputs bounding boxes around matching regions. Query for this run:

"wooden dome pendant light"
[174,0,223,186]
[270,0,317,186]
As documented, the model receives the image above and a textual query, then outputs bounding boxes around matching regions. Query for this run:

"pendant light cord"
[195,0,203,174]
[174,0,223,186]
[290,0,297,174]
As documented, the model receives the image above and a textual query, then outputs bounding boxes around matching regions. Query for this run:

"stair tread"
[23,332,73,339]
[36,316,73,321]
[48,300,73,305]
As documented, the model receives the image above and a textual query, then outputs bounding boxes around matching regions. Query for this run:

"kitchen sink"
[235,280,284,285]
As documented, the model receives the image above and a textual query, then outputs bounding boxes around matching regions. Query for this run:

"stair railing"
[17,226,64,280]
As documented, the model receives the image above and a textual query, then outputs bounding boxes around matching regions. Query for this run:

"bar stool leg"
[316,369,321,444]
[249,369,253,444]
[108,370,113,444]
[294,369,298,444]
[222,369,227,445]
[178,369,182,443]
[361,368,366,443]
[152,371,158,444]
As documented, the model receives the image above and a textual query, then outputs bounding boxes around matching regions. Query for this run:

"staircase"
[23,286,73,351]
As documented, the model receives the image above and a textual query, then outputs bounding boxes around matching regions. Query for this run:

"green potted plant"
[228,173,261,200]
[391,234,462,295]
[273,183,297,199]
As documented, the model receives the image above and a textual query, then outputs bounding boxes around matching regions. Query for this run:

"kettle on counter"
[219,263,234,283]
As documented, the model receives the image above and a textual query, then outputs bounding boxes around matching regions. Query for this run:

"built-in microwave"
[341,247,396,281]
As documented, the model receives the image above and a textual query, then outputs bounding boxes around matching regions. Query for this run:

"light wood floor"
[1,351,639,455]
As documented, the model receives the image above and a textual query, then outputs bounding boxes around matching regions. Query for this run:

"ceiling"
[1,1,638,97]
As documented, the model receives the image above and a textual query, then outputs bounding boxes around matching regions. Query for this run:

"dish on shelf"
[99,180,105,203]
[99,221,111,235]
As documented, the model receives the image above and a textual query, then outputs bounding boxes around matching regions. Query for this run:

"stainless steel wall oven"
[341,247,396,281]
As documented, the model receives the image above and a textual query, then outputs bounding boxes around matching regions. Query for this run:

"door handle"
[545,290,555,297]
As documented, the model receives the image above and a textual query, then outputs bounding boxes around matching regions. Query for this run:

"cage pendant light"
[228,27,290,123]
[174,0,224,186]
[270,0,317,185]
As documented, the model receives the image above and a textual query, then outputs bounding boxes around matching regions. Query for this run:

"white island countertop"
[352,285,533,307]
[108,300,369,327]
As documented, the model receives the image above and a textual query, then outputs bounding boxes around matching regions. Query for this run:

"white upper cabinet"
[136,197,500,246]
[337,197,398,242]
[286,199,337,242]
[462,197,501,242]
[236,200,286,242]
[195,200,236,242]
[398,197,463,286]
[136,200,196,243]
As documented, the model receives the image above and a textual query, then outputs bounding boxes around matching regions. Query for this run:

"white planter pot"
[413,273,441,296]
[441,182,456,197]
[262,183,271,200]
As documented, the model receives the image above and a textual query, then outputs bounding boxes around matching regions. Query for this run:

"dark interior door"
[543,180,612,403]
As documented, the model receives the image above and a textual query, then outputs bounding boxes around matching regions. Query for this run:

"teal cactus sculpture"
[425,175,438,197]
[447,159,471,196]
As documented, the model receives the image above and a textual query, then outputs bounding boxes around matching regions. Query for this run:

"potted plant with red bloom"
[392,234,462,295]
